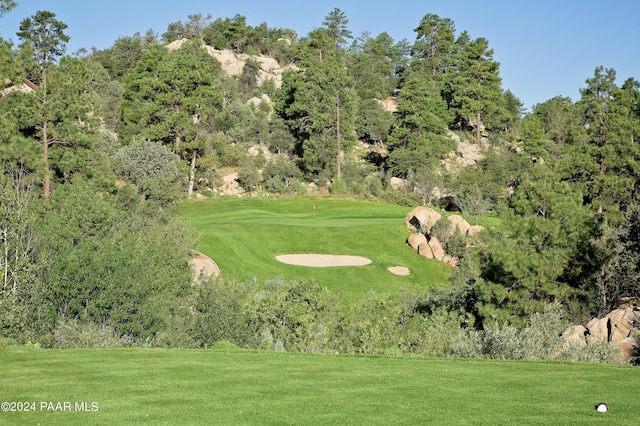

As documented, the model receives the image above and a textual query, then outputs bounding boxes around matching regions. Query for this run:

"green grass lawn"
[1,347,637,425]
[179,197,453,298]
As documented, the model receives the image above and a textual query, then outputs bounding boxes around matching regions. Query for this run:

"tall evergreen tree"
[16,10,71,196]
[119,40,223,195]
[412,13,456,78]
[567,67,639,215]
[275,56,356,177]
[321,8,353,50]
[387,72,454,176]
[0,0,16,16]
[449,37,503,144]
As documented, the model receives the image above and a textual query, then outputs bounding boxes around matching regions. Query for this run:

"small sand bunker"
[387,266,411,276]
[190,253,220,279]
[276,254,372,267]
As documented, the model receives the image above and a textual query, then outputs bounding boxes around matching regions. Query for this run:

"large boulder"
[616,337,639,363]
[390,177,407,191]
[407,233,428,251]
[608,308,640,345]
[586,317,611,343]
[404,207,441,234]
[428,237,446,261]
[562,325,588,347]
[467,225,485,236]
[448,214,471,235]
[443,255,458,267]
[418,242,434,259]
[574,307,640,363]
[454,141,484,166]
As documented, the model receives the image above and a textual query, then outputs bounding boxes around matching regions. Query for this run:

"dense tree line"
[1,4,639,358]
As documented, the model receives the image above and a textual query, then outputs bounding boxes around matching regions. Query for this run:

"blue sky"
[2,0,639,111]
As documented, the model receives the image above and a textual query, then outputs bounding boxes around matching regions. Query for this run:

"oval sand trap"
[190,253,220,279]
[387,266,411,276]
[276,254,372,267]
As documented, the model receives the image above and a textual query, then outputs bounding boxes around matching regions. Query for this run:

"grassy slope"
[179,197,453,298]
[1,347,637,425]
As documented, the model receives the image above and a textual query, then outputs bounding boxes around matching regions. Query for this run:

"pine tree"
[412,13,456,78]
[449,37,503,144]
[119,39,223,196]
[322,8,353,50]
[275,55,356,177]
[567,67,640,215]
[16,10,71,196]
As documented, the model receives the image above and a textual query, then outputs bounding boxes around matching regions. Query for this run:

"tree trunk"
[476,111,481,145]
[336,94,341,178]
[187,151,196,198]
[42,70,50,197]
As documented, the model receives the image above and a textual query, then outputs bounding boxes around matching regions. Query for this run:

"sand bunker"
[190,253,220,279]
[276,254,372,267]
[387,266,411,276]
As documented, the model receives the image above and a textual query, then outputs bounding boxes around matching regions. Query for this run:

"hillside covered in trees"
[1,2,639,361]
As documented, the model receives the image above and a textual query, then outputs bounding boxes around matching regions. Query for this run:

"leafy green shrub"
[401,308,482,358]
[517,302,569,359]
[446,227,468,259]
[380,188,422,207]
[364,174,384,197]
[191,277,260,349]
[0,337,19,347]
[330,176,346,195]
[112,138,183,205]
[261,159,302,194]
[479,302,618,362]
[236,158,261,192]
[481,322,521,360]
[53,319,134,349]
[252,278,338,353]
[483,302,569,359]
[557,340,620,364]
[217,143,246,167]
[431,217,452,245]
[332,291,402,354]
[211,340,241,351]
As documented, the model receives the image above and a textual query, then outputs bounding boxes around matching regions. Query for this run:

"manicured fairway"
[1,347,638,425]
[179,197,452,298]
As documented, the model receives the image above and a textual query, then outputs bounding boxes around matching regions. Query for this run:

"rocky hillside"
[165,38,298,87]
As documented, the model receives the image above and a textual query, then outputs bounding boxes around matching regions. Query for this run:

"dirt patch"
[276,254,372,267]
[387,266,411,276]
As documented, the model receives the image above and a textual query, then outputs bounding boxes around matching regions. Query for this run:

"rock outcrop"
[448,214,471,235]
[404,206,442,234]
[166,38,296,88]
[564,307,640,363]
[405,206,484,266]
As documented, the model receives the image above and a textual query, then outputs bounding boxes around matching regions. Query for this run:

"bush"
[53,319,134,349]
[252,278,338,353]
[401,308,482,358]
[380,188,422,207]
[481,303,570,360]
[211,340,241,351]
[111,139,182,205]
[332,292,403,355]
[478,302,622,362]
[330,176,346,195]
[431,217,452,245]
[191,277,260,349]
